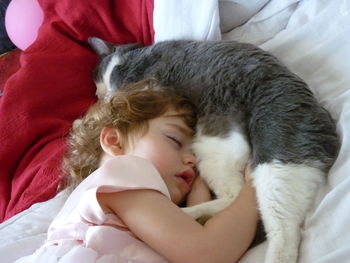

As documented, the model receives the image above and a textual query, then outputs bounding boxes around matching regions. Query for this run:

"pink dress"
[16,155,171,263]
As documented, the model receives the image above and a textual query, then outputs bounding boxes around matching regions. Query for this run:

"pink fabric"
[0,0,154,222]
[16,155,170,263]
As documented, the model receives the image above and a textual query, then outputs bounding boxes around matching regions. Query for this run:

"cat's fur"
[88,38,339,263]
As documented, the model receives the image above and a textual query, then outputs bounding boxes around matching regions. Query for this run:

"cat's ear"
[88,37,115,58]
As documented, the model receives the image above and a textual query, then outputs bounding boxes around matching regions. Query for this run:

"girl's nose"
[183,152,197,168]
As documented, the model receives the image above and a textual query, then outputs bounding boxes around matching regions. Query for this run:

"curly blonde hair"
[62,79,197,188]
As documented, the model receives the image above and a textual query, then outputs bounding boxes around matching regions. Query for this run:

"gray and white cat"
[88,38,339,263]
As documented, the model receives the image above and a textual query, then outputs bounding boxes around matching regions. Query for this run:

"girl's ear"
[100,127,124,156]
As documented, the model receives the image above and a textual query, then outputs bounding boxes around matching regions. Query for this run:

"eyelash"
[167,135,182,148]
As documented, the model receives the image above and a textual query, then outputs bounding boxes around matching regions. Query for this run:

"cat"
[88,38,340,263]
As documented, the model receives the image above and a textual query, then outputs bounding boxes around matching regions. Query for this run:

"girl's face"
[124,109,197,205]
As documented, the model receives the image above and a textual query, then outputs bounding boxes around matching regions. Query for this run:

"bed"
[0,0,349,262]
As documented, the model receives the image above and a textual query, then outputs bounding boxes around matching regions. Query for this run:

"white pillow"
[219,0,270,32]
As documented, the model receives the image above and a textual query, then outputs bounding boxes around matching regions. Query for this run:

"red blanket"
[0,0,154,222]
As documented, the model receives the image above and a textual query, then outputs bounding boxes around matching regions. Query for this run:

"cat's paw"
[182,198,233,223]
[182,206,209,221]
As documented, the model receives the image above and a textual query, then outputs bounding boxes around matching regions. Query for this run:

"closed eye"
[167,135,182,148]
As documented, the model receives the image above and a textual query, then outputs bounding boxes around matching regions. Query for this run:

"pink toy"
[5,0,44,50]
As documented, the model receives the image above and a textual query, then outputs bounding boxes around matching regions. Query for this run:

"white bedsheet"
[1,0,349,262]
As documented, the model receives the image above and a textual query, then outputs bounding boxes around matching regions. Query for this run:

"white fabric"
[219,0,270,32]
[153,0,221,42]
[1,0,350,262]
[0,190,70,263]
[222,0,301,45]
[153,0,270,42]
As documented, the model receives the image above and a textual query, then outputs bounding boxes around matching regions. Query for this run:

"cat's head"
[88,37,142,100]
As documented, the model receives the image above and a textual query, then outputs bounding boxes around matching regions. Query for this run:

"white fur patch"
[95,82,108,100]
[193,129,250,199]
[192,128,250,199]
[252,161,325,263]
[183,128,251,221]
[102,55,121,95]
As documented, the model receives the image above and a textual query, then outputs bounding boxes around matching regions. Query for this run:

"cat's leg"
[183,129,250,220]
[194,129,250,200]
[252,161,325,263]
[182,198,233,220]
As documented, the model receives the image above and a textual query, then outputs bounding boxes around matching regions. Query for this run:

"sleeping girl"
[16,79,258,263]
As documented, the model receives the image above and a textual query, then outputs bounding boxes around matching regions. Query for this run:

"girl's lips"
[175,169,195,193]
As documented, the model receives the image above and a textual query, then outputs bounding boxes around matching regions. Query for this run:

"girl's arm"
[98,174,258,263]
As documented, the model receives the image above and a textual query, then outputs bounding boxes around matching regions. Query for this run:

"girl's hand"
[186,176,212,207]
